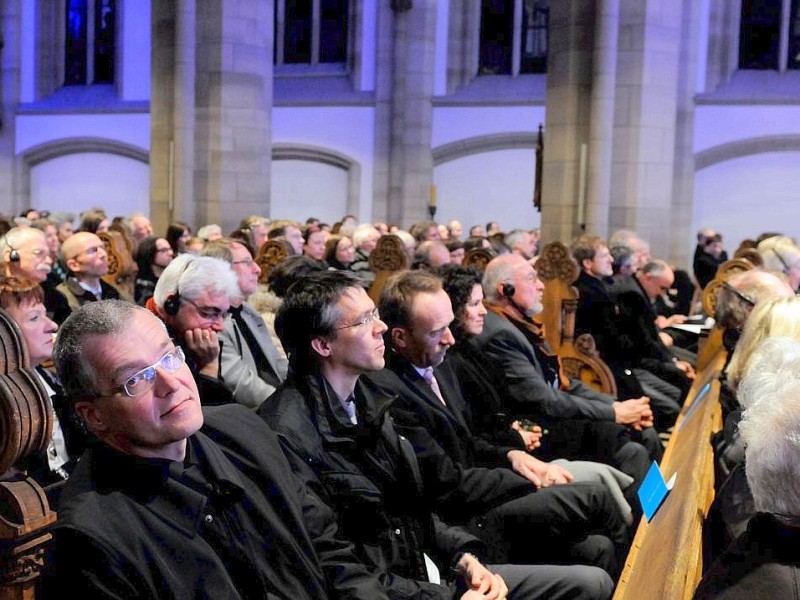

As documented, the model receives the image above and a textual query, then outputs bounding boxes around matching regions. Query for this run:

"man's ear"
[390,326,407,351]
[310,336,332,358]
[65,256,81,273]
[74,400,108,433]
[581,257,593,272]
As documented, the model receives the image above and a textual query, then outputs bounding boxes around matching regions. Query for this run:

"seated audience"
[695,336,800,599]
[267,220,304,255]
[202,238,288,408]
[471,255,662,497]
[134,236,175,306]
[693,228,727,289]
[371,270,629,576]
[262,270,613,600]
[46,300,387,598]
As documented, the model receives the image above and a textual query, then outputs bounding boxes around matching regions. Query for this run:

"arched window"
[274,0,349,66]
[739,0,800,70]
[64,0,115,85]
[479,0,548,76]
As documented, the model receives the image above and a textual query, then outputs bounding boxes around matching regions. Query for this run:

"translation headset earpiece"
[163,258,194,316]
[773,249,790,274]
[501,282,516,298]
[8,247,20,262]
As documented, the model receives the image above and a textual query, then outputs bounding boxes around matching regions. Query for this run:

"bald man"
[54,232,121,323]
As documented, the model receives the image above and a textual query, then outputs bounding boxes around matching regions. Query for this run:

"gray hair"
[197,224,222,242]
[54,300,146,399]
[738,337,800,516]
[639,259,669,276]
[504,230,529,252]
[153,253,241,308]
[0,227,46,265]
[352,223,379,248]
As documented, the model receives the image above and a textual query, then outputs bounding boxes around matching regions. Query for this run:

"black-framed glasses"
[722,282,755,307]
[108,346,186,397]
[232,258,255,268]
[335,307,381,330]
[183,297,226,321]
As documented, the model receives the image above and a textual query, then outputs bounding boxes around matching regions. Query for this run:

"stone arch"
[272,143,361,215]
[695,134,800,171]
[432,132,537,166]
[16,137,149,213]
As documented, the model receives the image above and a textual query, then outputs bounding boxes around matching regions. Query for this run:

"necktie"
[422,367,446,406]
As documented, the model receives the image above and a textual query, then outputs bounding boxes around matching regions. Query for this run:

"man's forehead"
[410,290,453,326]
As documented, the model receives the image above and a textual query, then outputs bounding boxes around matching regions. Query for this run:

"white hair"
[738,337,800,516]
[153,253,241,308]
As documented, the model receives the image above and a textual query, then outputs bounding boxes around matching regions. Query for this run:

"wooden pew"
[367,234,408,304]
[537,241,617,396]
[613,348,727,600]
[0,308,57,598]
[99,230,136,302]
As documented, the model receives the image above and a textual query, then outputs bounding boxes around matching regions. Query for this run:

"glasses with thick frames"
[335,307,381,330]
[183,297,226,321]
[108,346,186,397]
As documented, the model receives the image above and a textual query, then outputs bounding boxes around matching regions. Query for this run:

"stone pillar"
[540,1,596,244]
[372,0,437,228]
[608,0,683,257]
[1,1,22,215]
[150,0,273,235]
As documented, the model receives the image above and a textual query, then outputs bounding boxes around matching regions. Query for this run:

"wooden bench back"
[0,308,57,598]
[696,258,755,372]
[614,349,727,600]
[537,242,617,396]
[367,235,408,304]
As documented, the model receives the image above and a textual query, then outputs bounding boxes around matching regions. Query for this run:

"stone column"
[608,0,683,257]
[372,0,437,228]
[1,1,22,214]
[151,0,273,235]
[540,1,596,244]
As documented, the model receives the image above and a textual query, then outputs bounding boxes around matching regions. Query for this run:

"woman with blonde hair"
[727,295,800,395]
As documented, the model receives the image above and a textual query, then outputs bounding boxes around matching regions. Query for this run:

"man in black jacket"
[48,301,387,599]
[262,271,614,599]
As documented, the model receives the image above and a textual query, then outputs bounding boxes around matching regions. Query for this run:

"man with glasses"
[203,239,288,409]
[53,232,121,323]
[46,300,387,598]
[152,254,242,405]
[262,271,613,599]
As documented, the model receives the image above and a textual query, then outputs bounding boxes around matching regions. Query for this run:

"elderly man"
[152,254,241,406]
[612,260,695,401]
[128,213,154,244]
[0,227,53,282]
[506,230,537,261]
[349,223,381,281]
[472,254,662,497]
[202,238,288,408]
[263,271,615,599]
[412,240,451,270]
[47,300,387,598]
[447,219,463,240]
[54,232,120,322]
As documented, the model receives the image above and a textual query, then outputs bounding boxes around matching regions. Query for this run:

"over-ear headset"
[501,282,515,298]
[163,258,194,316]
[8,246,19,262]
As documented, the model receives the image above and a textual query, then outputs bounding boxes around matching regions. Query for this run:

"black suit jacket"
[611,275,673,365]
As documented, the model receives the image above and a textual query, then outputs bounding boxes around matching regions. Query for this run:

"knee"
[570,566,615,600]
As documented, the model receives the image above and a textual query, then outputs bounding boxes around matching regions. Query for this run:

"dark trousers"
[470,481,628,578]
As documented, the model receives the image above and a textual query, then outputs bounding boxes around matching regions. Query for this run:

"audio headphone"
[8,246,19,262]
[163,258,194,316]
[501,282,515,298]
[773,249,790,274]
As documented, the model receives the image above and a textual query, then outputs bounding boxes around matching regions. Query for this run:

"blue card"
[638,461,676,522]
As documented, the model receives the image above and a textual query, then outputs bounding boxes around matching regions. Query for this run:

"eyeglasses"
[232,258,255,268]
[70,244,105,260]
[156,247,173,254]
[336,307,381,330]
[722,282,755,307]
[183,297,227,321]
[108,346,186,397]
